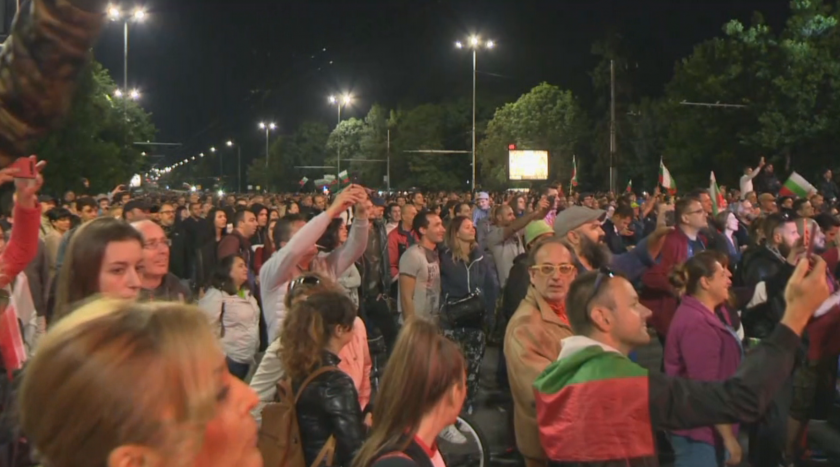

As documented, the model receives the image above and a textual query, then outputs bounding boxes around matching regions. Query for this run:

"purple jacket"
[664,295,743,446]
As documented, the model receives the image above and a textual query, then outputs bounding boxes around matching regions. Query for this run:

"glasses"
[159,210,175,215]
[143,238,172,250]
[687,209,705,215]
[585,266,617,311]
[530,263,577,277]
[289,275,321,292]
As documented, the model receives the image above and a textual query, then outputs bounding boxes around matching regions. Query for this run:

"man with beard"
[640,197,709,342]
[554,206,667,283]
[737,214,813,467]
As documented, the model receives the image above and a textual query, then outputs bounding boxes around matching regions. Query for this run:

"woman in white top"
[199,254,260,380]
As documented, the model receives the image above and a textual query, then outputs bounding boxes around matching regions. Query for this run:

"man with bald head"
[132,220,192,302]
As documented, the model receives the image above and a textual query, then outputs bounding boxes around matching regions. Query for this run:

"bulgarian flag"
[626,179,632,193]
[570,155,579,188]
[710,171,726,215]
[338,170,350,185]
[779,172,816,198]
[299,176,309,187]
[534,345,655,464]
[659,158,677,194]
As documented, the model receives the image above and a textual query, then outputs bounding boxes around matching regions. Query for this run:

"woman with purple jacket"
[665,250,743,467]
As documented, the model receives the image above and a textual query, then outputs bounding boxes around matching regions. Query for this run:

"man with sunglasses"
[504,238,578,467]
[535,258,830,467]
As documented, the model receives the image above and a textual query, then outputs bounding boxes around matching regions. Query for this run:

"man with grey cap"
[473,192,492,225]
[554,205,669,281]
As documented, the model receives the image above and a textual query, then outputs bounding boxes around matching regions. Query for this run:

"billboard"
[509,150,548,181]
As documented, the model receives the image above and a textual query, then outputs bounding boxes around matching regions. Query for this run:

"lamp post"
[259,122,276,168]
[226,140,241,193]
[456,36,494,191]
[108,5,146,118]
[328,93,353,175]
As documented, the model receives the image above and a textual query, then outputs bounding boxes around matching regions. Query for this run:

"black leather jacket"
[737,245,794,339]
[295,351,365,467]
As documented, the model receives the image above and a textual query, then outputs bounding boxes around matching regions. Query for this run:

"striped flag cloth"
[779,172,816,198]
[710,171,726,215]
[659,158,677,194]
[534,344,656,465]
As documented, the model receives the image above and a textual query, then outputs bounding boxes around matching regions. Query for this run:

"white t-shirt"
[398,244,441,321]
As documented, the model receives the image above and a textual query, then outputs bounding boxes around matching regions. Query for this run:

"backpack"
[258,366,338,467]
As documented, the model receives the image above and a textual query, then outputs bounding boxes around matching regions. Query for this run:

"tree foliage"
[478,83,584,190]
[34,61,156,195]
[661,0,840,188]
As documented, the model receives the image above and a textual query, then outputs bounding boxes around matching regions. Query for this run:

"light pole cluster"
[455,35,494,191]
[107,4,146,117]
[259,122,277,168]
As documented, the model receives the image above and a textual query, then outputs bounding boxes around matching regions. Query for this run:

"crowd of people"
[0,154,827,467]
[0,1,835,467]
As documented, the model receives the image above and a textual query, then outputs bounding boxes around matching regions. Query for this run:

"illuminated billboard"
[508,150,548,181]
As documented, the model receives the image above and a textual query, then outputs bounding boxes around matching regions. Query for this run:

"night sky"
[93,0,791,169]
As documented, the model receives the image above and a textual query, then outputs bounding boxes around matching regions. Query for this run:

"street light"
[108,5,146,117]
[259,122,276,168]
[328,93,353,174]
[225,140,242,193]
[456,34,494,190]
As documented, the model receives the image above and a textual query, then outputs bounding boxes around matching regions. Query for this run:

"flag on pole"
[571,156,578,187]
[779,172,817,198]
[710,171,726,215]
[338,170,350,185]
[659,158,677,194]
[626,179,633,193]
[299,176,309,187]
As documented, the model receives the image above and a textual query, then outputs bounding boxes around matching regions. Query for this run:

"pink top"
[337,317,371,409]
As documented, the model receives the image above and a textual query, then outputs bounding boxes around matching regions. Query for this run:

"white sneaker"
[439,424,468,445]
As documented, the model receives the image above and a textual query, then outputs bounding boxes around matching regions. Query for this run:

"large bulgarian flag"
[533,345,656,464]
[779,172,816,198]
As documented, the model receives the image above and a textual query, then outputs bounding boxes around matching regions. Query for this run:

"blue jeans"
[670,435,721,467]
[226,357,250,381]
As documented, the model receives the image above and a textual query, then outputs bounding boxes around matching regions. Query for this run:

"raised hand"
[781,256,831,334]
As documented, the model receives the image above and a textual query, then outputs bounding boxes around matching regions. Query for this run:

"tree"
[354,104,390,188]
[326,117,366,182]
[661,0,840,188]
[388,104,466,190]
[34,61,156,195]
[478,83,585,190]
[246,121,330,192]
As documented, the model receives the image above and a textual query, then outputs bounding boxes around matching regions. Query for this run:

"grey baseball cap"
[554,206,606,238]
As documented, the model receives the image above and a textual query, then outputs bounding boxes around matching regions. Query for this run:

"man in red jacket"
[641,197,708,342]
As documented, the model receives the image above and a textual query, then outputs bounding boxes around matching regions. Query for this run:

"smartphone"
[10,156,36,189]
[664,210,676,227]
[547,195,556,210]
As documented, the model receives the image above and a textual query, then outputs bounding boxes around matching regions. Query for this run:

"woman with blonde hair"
[353,319,467,467]
[20,299,261,467]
